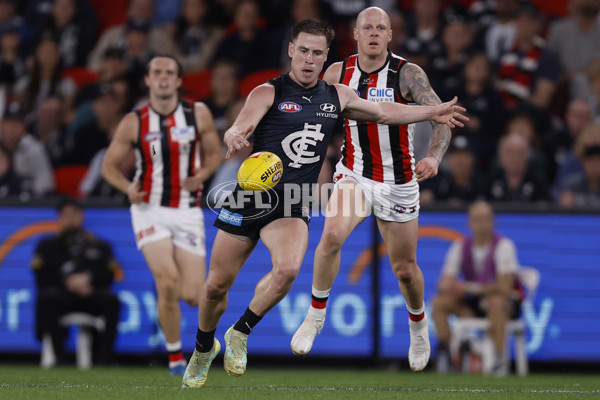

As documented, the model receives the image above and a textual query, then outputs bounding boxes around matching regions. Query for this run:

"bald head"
[356,7,391,29]
[468,201,495,239]
[354,7,392,57]
[468,201,493,219]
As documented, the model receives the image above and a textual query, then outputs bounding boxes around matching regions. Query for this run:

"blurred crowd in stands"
[0,0,599,208]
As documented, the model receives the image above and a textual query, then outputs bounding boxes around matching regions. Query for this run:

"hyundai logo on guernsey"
[368,88,394,103]
[319,103,336,112]
[278,102,302,113]
[316,103,338,119]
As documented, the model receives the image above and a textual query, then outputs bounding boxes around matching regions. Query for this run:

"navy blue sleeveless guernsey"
[252,74,341,186]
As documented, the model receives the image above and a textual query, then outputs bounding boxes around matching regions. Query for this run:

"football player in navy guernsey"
[291,7,450,372]
[182,19,467,388]
[102,55,222,375]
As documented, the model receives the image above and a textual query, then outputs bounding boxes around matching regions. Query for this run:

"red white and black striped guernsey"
[339,52,415,184]
[134,100,202,208]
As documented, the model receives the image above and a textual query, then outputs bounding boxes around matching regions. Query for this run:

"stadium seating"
[61,67,100,89]
[181,69,212,100]
[238,69,281,97]
[449,266,541,376]
[53,165,89,198]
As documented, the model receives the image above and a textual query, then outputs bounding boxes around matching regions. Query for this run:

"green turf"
[0,363,598,400]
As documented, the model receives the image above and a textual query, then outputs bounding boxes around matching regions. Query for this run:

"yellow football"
[237,151,283,191]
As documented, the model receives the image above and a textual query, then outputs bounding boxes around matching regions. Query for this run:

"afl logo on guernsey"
[278,102,302,113]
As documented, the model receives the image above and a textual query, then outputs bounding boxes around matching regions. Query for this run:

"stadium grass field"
[1,363,599,399]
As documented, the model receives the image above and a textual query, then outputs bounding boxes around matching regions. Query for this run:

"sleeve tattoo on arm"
[400,64,451,163]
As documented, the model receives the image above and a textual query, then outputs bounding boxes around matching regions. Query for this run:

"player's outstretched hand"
[432,96,469,128]
[225,125,253,159]
[127,180,147,204]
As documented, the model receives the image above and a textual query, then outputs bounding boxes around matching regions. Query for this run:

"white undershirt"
[442,237,519,278]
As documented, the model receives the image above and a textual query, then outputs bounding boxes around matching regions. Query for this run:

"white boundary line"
[1,384,599,394]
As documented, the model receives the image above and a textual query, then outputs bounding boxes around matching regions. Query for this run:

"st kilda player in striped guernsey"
[102,55,222,376]
[292,7,463,373]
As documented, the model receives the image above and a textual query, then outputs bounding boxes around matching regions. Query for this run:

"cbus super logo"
[278,102,302,113]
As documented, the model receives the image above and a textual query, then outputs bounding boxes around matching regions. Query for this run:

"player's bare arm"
[224,84,275,159]
[101,112,147,204]
[336,84,467,127]
[322,62,343,85]
[183,103,223,191]
[400,63,453,182]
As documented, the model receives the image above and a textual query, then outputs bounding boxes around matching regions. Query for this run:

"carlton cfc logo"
[278,102,302,113]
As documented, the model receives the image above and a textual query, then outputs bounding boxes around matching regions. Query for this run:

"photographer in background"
[31,198,122,366]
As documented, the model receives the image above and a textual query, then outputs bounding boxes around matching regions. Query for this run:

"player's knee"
[393,260,418,284]
[156,275,179,299]
[320,228,345,254]
[203,279,228,301]
[183,295,199,307]
[181,289,200,306]
[272,264,300,291]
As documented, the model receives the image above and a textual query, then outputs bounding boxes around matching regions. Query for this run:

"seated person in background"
[86,0,168,72]
[0,143,28,198]
[400,0,445,71]
[74,47,130,108]
[496,4,561,130]
[485,133,550,203]
[420,135,486,205]
[439,53,506,166]
[210,0,275,78]
[78,125,136,205]
[432,201,521,376]
[557,122,600,208]
[31,198,121,366]
[33,0,96,68]
[201,59,241,137]
[428,18,472,96]
[543,99,591,185]
[0,101,55,196]
[63,79,129,165]
[13,36,76,119]
[168,0,224,73]
[500,113,548,181]
[0,20,27,90]
[28,96,67,167]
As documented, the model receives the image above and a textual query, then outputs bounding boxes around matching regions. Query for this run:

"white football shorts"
[130,203,206,256]
[333,162,420,223]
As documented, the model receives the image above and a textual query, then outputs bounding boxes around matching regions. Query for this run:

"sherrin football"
[237,151,283,191]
